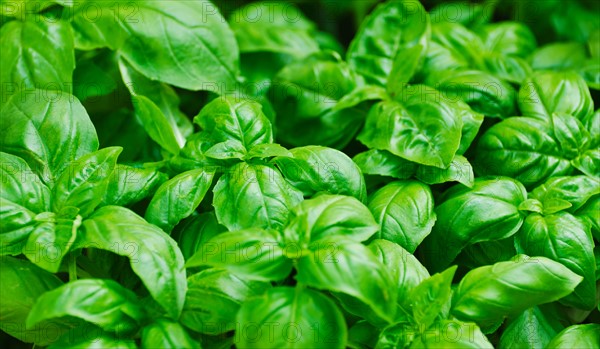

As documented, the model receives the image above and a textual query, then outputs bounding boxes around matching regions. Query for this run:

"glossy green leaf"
[368,181,436,253]
[0,256,64,346]
[145,169,215,233]
[26,279,144,335]
[72,0,239,90]
[175,212,227,261]
[102,165,168,207]
[213,162,303,231]
[284,194,378,247]
[546,324,600,349]
[347,0,430,86]
[498,306,563,349]
[416,155,475,187]
[275,146,367,201]
[0,152,50,213]
[353,149,417,180]
[0,198,37,255]
[52,147,121,218]
[0,91,98,180]
[77,206,186,319]
[23,215,80,273]
[478,22,537,58]
[515,212,596,310]
[409,266,456,330]
[48,330,137,349]
[245,143,292,160]
[452,255,583,325]
[422,177,527,272]
[181,268,270,335]
[409,319,493,349]
[235,287,346,349]
[387,44,424,95]
[186,229,292,282]
[142,319,200,349]
[530,175,600,213]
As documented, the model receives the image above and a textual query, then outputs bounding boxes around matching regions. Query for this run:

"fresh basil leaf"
[213,162,303,231]
[0,15,74,102]
[349,320,380,349]
[142,318,200,349]
[518,71,594,122]
[0,91,99,180]
[284,194,378,247]
[452,99,484,155]
[1,0,72,17]
[499,306,563,349]
[77,206,186,319]
[409,266,457,330]
[478,22,537,58]
[0,198,37,255]
[229,2,319,58]
[358,98,462,169]
[347,0,430,86]
[102,165,168,207]
[572,148,600,178]
[332,85,387,112]
[515,212,596,310]
[145,169,215,234]
[387,44,424,96]
[455,239,517,270]
[452,255,583,326]
[245,143,292,160]
[129,95,182,155]
[530,175,600,212]
[274,146,367,201]
[529,42,588,72]
[26,279,145,335]
[296,242,396,325]
[52,147,121,218]
[368,239,430,320]
[546,324,600,349]
[194,96,273,153]
[72,0,240,90]
[353,149,417,180]
[552,112,591,158]
[367,181,436,253]
[175,212,227,261]
[48,329,137,349]
[270,52,367,149]
[375,322,415,349]
[186,228,292,282]
[235,287,347,349]
[475,117,574,187]
[0,256,64,346]
[0,152,50,213]
[416,155,475,187]
[576,196,600,239]
[480,53,533,84]
[427,22,485,69]
[422,177,527,272]
[181,268,270,335]
[408,319,493,349]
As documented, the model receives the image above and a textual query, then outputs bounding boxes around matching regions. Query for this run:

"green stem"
[68,253,77,281]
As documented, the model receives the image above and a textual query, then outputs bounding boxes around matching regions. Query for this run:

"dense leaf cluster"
[1,0,599,348]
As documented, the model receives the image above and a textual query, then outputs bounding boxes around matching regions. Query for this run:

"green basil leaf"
[270,52,366,149]
[529,42,588,72]
[427,22,484,69]
[1,0,72,17]
[499,306,563,349]
[576,196,600,240]
[119,58,192,150]
[572,148,600,178]
[194,96,273,152]
[175,212,227,261]
[409,266,456,330]
[478,22,537,58]
[422,177,527,272]
[347,0,430,86]
[358,98,462,168]
[416,155,475,187]
[284,194,378,247]
[145,169,215,234]
[452,99,484,156]
[455,239,517,270]
[452,255,583,326]
[546,324,600,349]
[387,44,424,96]
[349,320,380,349]
[297,242,396,324]
[229,2,319,58]
[48,329,137,349]
[245,143,292,160]
[52,147,121,218]
[530,175,600,213]
[186,229,292,282]
[0,152,50,213]
[142,318,200,349]
[23,215,80,273]
[408,319,493,349]
[515,212,596,310]
[353,149,417,180]
[0,198,37,255]
[213,162,303,231]
[552,112,591,158]
[77,206,186,319]
[0,256,64,346]
[102,165,168,207]
[518,71,594,122]
[480,53,532,84]
[235,287,347,349]
[181,268,270,335]
[0,91,99,180]
[72,0,239,90]
[431,70,517,118]
[0,15,74,102]
[475,117,573,187]
[275,146,367,201]
[26,279,145,335]
[368,181,436,253]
